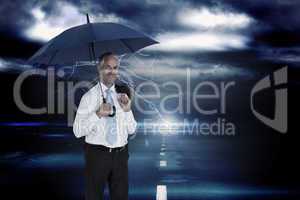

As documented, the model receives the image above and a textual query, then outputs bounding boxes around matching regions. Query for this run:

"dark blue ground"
[0,123,299,200]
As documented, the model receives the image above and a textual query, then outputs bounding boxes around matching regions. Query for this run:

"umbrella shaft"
[90,42,106,103]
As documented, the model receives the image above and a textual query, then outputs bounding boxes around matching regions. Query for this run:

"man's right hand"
[96,103,112,118]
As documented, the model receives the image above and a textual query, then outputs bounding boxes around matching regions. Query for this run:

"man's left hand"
[117,93,131,112]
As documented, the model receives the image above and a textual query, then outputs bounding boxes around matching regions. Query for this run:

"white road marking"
[160,160,167,167]
[145,139,149,147]
[156,185,167,200]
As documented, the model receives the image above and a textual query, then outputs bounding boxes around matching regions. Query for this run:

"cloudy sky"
[0,0,299,75]
[0,0,297,133]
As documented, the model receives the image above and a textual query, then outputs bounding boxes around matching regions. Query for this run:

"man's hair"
[98,52,116,68]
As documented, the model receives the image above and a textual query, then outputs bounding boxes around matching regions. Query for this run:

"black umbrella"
[28,14,158,116]
[28,14,158,66]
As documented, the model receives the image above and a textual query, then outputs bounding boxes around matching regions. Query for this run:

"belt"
[85,143,128,153]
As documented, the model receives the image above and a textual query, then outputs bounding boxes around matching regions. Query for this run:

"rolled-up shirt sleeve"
[124,110,137,135]
[73,94,104,138]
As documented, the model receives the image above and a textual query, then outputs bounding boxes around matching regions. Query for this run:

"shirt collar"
[98,81,116,94]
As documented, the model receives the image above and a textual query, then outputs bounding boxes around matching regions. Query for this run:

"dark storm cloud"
[224,0,300,31]
[2,0,300,43]
[1,0,300,60]
[188,0,300,30]
[0,0,35,34]
[191,0,300,48]
[76,0,300,48]
[0,33,40,59]
[69,0,192,34]
[0,0,69,33]
[251,28,300,48]
[0,0,52,58]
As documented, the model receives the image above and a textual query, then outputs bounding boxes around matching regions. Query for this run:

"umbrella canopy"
[28,21,158,66]
[27,15,158,115]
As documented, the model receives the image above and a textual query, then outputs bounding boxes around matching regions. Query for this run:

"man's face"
[98,55,119,85]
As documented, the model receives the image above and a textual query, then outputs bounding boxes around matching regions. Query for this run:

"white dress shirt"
[73,82,137,147]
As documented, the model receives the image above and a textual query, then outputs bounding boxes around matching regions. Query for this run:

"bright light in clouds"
[123,56,251,78]
[31,7,45,20]
[149,31,248,52]
[147,7,252,52]
[157,116,181,134]
[0,58,32,72]
[25,1,122,42]
[178,7,252,29]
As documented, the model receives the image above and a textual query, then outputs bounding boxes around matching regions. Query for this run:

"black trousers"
[84,143,129,200]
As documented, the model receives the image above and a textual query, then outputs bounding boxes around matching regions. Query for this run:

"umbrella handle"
[102,97,116,117]
[108,105,116,117]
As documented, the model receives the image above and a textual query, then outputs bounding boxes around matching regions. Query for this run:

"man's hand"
[117,93,131,112]
[96,103,112,118]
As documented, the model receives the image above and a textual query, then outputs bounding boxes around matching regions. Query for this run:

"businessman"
[73,52,137,200]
